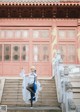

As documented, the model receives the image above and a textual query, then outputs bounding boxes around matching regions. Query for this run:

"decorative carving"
[0,5,80,18]
[68,99,76,110]
[32,8,42,18]
[64,66,69,76]
[53,50,77,112]
[76,106,80,112]
[52,27,57,37]
[55,50,63,62]
[65,81,72,91]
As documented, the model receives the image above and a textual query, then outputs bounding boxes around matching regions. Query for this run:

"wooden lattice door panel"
[32,28,51,77]
[32,43,51,77]
[21,45,29,62]
[32,29,49,39]
[0,27,51,77]
[33,44,49,62]
[67,44,76,63]
[58,29,76,40]
[59,44,76,63]
[59,44,67,62]
[58,28,77,64]
[4,44,11,61]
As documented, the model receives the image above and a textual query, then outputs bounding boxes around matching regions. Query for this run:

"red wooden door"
[31,28,52,78]
[0,27,52,78]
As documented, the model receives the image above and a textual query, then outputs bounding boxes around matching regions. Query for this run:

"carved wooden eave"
[0,0,80,18]
[0,0,80,6]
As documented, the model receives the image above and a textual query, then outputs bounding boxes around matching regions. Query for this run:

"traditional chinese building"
[0,0,80,78]
[0,1,80,112]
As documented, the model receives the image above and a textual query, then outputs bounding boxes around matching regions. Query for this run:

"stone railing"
[0,77,5,103]
[53,51,76,112]
[60,0,80,1]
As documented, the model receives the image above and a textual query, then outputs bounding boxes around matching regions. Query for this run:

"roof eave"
[0,1,80,6]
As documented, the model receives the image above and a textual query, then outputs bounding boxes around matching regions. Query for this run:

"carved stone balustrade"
[0,78,5,103]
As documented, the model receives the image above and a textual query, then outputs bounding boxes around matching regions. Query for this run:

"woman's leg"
[26,86,35,94]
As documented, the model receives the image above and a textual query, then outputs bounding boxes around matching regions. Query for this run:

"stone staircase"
[0,78,61,112]
[70,76,80,107]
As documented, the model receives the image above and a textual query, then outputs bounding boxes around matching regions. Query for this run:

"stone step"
[3,87,56,92]
[5,81,55,85]
[3,89,56,93]
[2,93,57,98]
[5,79,55,82]
[3,96,57,100]
[7,106,62,112]
[4,85,55,88]
[1,78,59,108]
[2,99,57,103]
[74,99,80,105]
[73,93,80,98]
[2,100,59,106]
[3,89,55,93]
[2,102,59,107]
[2,99,58,107]
[2,98,57,102]
[70,79,80,82]
[2,94,57,99]
[2,91,56,96]
[4,81,55,85]
[3,90,55,94]
[69,76,80,81]
[71,82,80,87]
[4,86,56,89]
[2,95,57,100]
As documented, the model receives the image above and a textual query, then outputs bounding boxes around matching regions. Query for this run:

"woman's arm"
[20,69,25,78]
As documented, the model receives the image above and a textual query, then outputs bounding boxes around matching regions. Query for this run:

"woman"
[20,66,41,105]
[26,66,37,101]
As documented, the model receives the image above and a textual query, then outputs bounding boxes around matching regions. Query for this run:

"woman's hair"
[31,66,36,71]
[34,70,36,73]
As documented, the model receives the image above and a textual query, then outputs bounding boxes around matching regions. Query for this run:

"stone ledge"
[7,106,61,111]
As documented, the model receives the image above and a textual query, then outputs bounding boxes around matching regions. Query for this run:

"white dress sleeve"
[20,69,25,78]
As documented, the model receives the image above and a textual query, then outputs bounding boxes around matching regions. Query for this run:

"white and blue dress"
[20,69,41,104]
